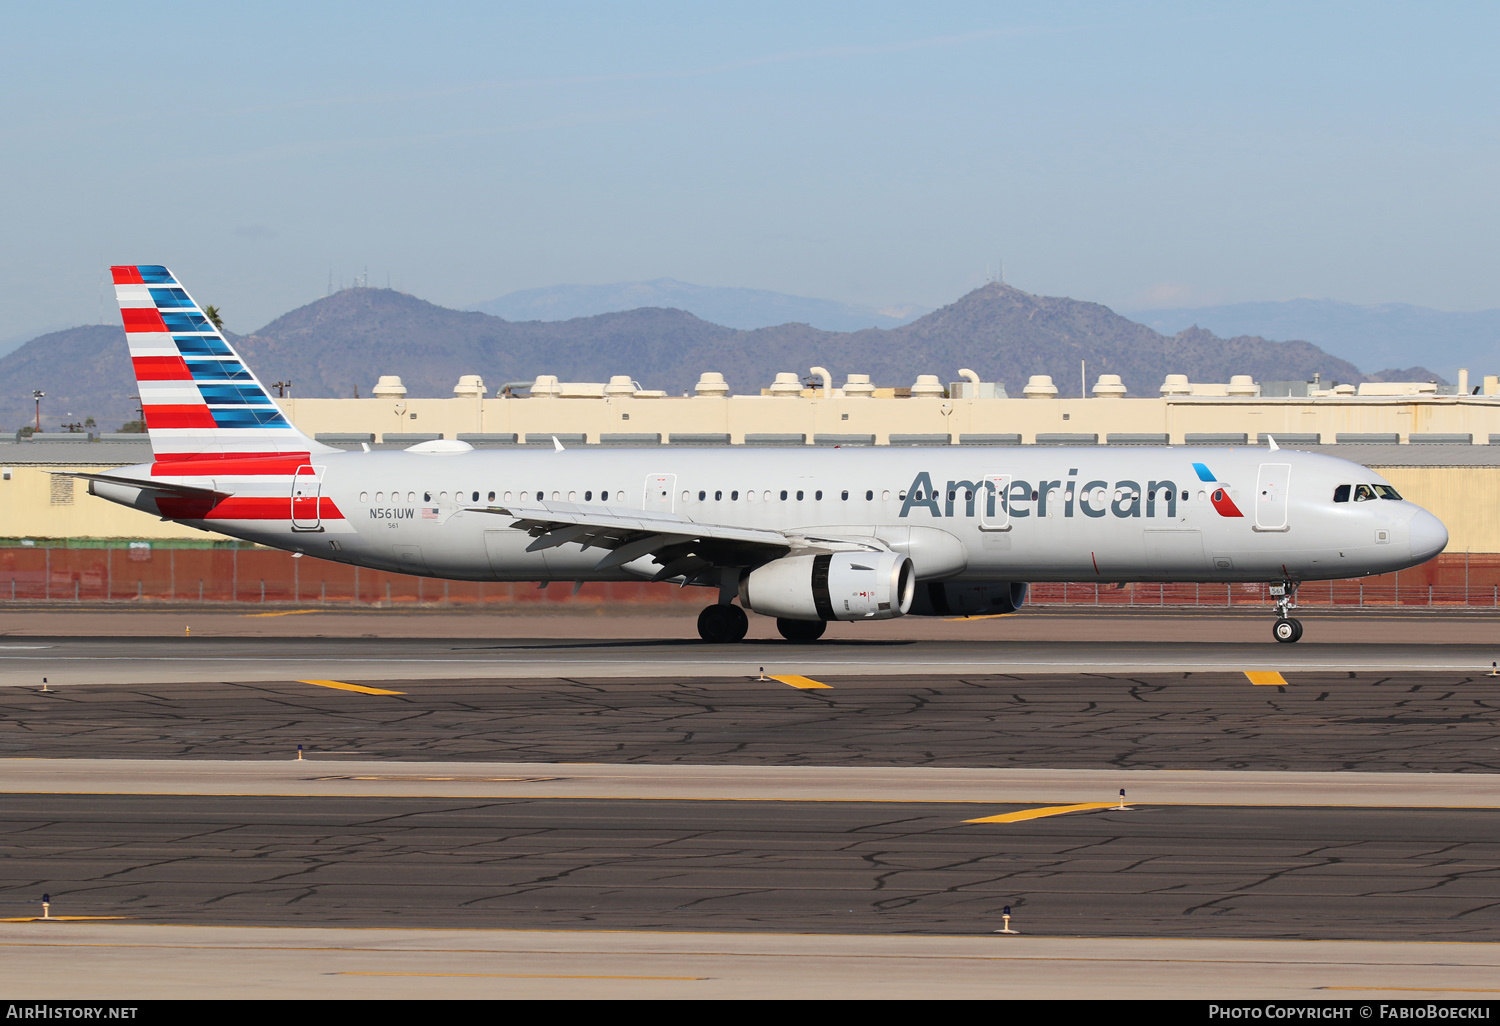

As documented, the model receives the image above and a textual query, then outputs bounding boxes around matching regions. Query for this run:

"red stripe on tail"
[143,405,218,430]
[120,308,167,333]
[132,356,193,381]
[111,266,144,285]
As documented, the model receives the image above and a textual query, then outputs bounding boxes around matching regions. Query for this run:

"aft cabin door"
[1254,463,1291,532]
[291,464,324,531]
[643,473,676,514]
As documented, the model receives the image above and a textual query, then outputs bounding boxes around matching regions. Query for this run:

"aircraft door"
[1254,463,1291,532]
[291,464,324,531]
[643,473,676,514]
[979,474,1011,531]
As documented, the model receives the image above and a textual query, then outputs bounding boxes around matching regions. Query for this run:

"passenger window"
[375,492,384,503]
[360,491,368,502]
[472,491,479,502]
[867,490,874,501]
[1353,484,1376,502]
[841,490,848,500]
[423,492,431,502]
[796,490,804,500]
[585,491,592,501]
[815,490,822,500]
[1333,485,1350,503]
[536,491,544,502]
[487,491,495,502]
[731,490,739,500]
[715,490,722,500]
[699,490,706,501]
[439,491,448,501]
[602,491,609,501]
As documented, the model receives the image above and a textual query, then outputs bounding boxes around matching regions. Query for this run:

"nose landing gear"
[1270,582,1303,643]
[697,603,749,644]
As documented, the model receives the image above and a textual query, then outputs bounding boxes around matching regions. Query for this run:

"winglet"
[1266,434,1279,451]
[553,435,565,452]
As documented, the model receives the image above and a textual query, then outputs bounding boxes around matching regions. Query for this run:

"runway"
[3,634,1500,688]
[1,611,1498,997]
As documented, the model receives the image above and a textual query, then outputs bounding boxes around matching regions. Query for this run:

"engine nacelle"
[908,580,1028,617]
[739,551,915,621]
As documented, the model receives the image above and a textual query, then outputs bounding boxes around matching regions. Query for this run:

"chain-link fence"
[0,544,1492,609]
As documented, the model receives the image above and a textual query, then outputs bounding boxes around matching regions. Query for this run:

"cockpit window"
[1374,484,1402,500]
[1353,484,1377,502]
[1333,484,1350,503]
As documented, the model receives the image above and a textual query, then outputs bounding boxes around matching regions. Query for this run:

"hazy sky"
[1,1,1496,342]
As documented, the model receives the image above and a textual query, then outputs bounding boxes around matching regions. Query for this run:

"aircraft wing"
[465,502,885,581]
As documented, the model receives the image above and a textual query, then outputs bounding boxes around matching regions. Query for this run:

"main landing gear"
[697,603,749,644]
[1270,582,1303,643]
[776,618,827,643]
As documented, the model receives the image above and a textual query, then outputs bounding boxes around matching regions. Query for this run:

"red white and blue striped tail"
[111,265,331,461]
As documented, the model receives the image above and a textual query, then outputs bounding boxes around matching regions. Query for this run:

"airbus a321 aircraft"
[76,264,1449,644]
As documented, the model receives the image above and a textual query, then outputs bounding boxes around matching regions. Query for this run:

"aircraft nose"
[1408,508,1448,562]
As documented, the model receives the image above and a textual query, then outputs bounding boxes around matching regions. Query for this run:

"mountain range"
[471,278,930,332]
[1129,299,1499,383]
[0,282,1434,432]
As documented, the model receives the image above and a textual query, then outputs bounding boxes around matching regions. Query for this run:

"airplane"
[74,264,1449,644]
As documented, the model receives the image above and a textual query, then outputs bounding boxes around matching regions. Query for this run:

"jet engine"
[739,551,915,622]
[907,580,1028,617]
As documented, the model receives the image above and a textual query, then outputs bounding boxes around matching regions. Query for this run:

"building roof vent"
[372,375,407,398]
[453,374,486,398]
[1092,373,1127,398]
[843,373,874,398]
[531,374,562,398]
[911,374,945,398]
[694,372,730,397]
[604,375,639,398]
[1023,374,1058,399]
[1226,374,1259,397]
[1160,374,1192,396]
[768,372,803,397]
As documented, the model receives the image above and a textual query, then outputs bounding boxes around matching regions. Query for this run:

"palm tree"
[203,305,224,332]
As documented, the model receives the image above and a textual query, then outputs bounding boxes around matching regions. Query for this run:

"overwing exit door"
[643,473,677,514]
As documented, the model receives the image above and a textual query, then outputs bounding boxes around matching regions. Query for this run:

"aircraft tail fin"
[111,264,332,460]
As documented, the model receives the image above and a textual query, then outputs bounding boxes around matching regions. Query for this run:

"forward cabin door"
[291,464,324,531]
[1254,463,1292,532]
[643,473,676,515]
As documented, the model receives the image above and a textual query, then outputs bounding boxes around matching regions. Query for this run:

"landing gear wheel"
[777,618,827,643]
[1273,617,1302,643]
[697,604,749,644]
[1289,617,1304,642]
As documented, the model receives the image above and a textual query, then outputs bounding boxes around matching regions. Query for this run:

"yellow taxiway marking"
[964,802,1118,824]
[943,613,1015,621]
[244,609,322,618]
[335,972,706,981]
[769,674,831,690]
[297,679,405,696]
[1244,671,1288,687]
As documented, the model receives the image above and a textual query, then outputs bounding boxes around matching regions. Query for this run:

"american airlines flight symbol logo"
[1193,462,1244,518]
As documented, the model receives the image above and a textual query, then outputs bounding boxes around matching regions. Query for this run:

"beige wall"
[276,393,1500,445]
[0,465,231,542]
[1379,467,1500,556]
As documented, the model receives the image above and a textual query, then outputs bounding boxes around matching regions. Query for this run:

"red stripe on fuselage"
[120,308,167,333]
[155,495,345,522]
[143,405,218,429]
[111,266,144,285]
[151,455,312,476]
[132,356,193,381]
